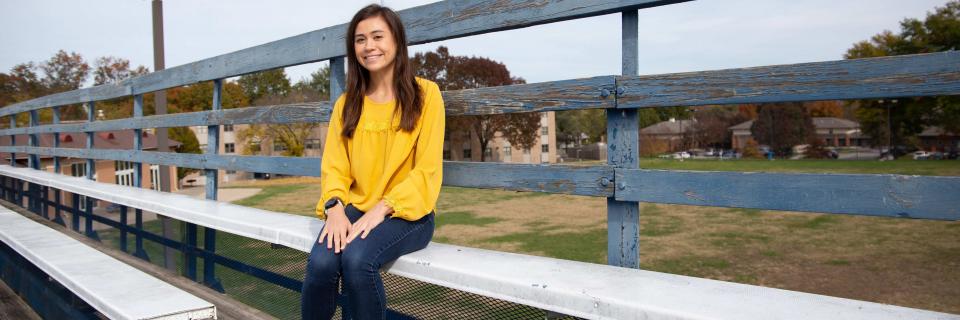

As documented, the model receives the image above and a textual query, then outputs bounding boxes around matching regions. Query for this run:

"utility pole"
[153,0,177,271]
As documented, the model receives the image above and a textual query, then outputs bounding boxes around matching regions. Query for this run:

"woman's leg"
[301,205,365,320]
[340,212,434,320]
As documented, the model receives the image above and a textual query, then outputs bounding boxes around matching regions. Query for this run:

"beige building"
[639,118,698,153]
[443,112,558,163]
[730,117,868,150]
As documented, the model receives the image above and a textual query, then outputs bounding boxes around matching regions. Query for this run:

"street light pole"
[152,0,176,271]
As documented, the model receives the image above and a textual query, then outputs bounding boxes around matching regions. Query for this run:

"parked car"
[671,151,691,159]
[913,151,930,160]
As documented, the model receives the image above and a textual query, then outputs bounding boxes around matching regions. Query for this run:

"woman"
[301,4,444,320]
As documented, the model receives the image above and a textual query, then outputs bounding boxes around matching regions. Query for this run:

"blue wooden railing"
[0,0,958,317]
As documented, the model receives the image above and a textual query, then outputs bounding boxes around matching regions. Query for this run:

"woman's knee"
[305,245,339,278]
[340,244,378,279]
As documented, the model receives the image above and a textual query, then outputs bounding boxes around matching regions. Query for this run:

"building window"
[199,144,208,153]
[197,126,207,135]
[541,126,548,135]
[463,148,472,159]
[223,124,234,132]
[542,144,549,153]
[224,143,235,154]
[115,161,136,187]
[226,170,237,174]
[250,141,261,153]
[274,140,288,152]
[541,112,548,119]
[503,146,511,157]
[150,165,161,191]
[305,139,322,150]
[523,148,530,155]
[484,148,492,159]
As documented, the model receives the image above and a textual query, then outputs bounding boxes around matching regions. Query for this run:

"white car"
[913,151,930,160]
[672,151,691,159]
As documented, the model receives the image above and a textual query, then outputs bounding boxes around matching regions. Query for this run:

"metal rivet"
[617,182,626,190]
[599,89,610,99]
[600,177,610,187]
[616,86,626,96]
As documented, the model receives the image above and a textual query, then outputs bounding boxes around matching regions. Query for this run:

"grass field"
[101,159,959,316]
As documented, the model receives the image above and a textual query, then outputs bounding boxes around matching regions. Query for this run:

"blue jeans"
[301,204,434,320]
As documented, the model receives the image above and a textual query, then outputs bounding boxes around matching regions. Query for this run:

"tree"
[168,127,201,180]
[693,106,750,149]
[236,65,330,157]
[238,68,291,104]
[169,81,248,113]
[557,109,606,147]
[40,50,89,92]
[846,1,960,147]
[805,100,844,118]
[751,102,815,157]
[94,56,148,86]
[411,46,537,161]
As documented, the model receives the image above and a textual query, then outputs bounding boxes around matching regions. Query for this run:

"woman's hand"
[318,204,351,254]
[345,200,393,244]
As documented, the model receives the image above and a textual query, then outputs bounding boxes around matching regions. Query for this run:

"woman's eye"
[374,36,382,40]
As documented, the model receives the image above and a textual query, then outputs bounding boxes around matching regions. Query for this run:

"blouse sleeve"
[382,82,445,221]
[315,96,354,219]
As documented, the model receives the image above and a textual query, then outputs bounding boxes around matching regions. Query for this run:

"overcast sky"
[0,0,950,86]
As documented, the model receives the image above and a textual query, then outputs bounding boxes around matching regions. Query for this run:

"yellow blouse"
[315,78,445,221]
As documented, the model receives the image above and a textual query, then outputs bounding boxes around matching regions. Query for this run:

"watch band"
[324,197,343,213]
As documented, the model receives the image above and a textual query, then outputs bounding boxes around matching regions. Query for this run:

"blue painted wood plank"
[443,161,614,197]
[8,117,14,166]
[443,76,615,115]
[607,10,641,269]
[330,57,345,102]
[0,146,319,177]
[85,102,95,180]
[52,106,61,174]
[614,169,960,221]
[616,51,960,109]
[0,0,686,116]
[206,79,222,201]
[133,95,143,188]
[0,103,333,136]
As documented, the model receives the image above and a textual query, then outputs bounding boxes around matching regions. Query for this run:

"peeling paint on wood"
[442,76,616,115]
[616,51,960,108]
[615,169,960,220]
[443,161,614,196]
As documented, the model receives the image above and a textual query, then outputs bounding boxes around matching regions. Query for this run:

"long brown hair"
[341,4,422,138]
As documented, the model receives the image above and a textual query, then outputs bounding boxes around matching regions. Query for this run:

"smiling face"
[353,15,397,75]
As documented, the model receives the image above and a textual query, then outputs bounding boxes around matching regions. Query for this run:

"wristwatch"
[324,197,343,213]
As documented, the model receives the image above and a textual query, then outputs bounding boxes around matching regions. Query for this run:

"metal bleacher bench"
[0,196,216,319]
[1,164,955,320]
